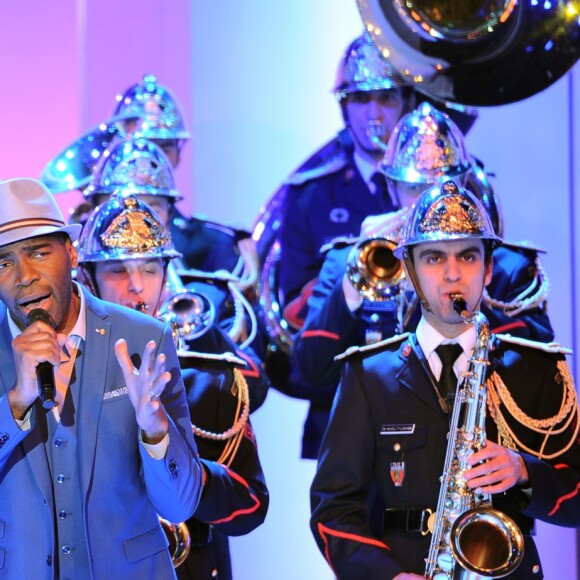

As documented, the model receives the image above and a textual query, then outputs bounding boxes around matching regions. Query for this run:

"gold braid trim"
[486,361,580,460]
[191,368,250,467]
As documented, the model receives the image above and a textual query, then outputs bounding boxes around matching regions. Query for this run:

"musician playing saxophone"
[76,194,269,580]
[294,103,553,461]
[310,180,580,579]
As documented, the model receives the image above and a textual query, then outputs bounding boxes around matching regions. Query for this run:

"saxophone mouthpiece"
[135,301,149,313]
[450,294,469,318]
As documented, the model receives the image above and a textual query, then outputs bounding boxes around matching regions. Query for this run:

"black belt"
[383,508,534,536]
[383,508,432,535]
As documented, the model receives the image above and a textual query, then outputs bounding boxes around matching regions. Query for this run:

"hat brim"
[0,223,82,249]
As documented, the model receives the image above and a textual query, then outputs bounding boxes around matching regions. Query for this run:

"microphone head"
[26,308,54,328]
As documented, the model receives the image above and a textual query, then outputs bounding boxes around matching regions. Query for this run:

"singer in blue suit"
[0,178,204,579]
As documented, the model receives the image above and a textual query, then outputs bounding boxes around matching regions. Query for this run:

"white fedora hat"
[0,178,81,248]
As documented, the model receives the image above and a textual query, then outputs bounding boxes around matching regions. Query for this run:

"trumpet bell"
[357,0,580,106]
[157,290,216,344]
[346,238,406,301]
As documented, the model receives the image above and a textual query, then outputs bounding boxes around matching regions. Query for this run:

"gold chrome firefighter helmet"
[84,137,181,201]
[395,179,501,258]
[395,179,501,311]
[77,193,181,263]
[112,74,191,141]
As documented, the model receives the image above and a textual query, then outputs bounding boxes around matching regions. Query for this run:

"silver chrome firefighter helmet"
[77,193,181,263]
[380,102,471,183]
[112,74,191,141]
[395,179,501,258]
[333,32,410,100]
[394,179,501,311]
[84,137,181,201]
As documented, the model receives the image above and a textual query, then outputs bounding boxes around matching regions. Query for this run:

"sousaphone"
[356,0,580,107]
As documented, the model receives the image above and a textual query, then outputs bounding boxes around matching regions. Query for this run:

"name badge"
[380,424,415,436]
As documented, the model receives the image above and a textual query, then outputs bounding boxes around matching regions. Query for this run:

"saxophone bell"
[159,517,191,568]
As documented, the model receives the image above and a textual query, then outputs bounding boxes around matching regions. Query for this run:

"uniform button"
[532,565,540,574]
[56,474,66,483]
[61,545,70,555]
[59,510,67,519]
[54,438,64,447]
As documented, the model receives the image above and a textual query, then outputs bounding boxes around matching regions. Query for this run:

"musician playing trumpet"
[293,103,553,460]
[310,180,580,579]
[76,193,269,580]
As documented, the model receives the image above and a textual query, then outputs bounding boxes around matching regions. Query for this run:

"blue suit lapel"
[76,289,112,497]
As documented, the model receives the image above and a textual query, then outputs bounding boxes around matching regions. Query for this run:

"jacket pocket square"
[103,387,129,401]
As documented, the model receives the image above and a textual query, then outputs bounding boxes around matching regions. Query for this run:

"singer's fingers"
[114,338,136,377]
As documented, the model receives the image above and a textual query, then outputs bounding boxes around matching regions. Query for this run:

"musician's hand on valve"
[359,208,409,240]
[114,338,170,444]
[464,439,529,493]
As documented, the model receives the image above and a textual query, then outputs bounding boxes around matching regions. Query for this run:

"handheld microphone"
[26,308,57,410]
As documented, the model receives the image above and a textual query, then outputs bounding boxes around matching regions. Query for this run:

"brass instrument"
[159,518,191,569]
[345,237,405,301]
[425,295,524,579]
[157,261,216,349]
[356,0,580,108]
[133,296,193,568]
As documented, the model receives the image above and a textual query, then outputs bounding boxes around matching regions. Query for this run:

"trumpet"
[345,237,405,301]
[156,261,216,349]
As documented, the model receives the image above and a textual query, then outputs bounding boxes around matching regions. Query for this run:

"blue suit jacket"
[0,287,203,579]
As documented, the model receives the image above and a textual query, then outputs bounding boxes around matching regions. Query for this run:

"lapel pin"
[95,328,106,336]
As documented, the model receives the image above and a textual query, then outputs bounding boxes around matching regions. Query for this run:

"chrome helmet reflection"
[380,102,471,183]
[112,74,190,141]
[85,137,181,200]
[77,193,181,263]
[333,32,410,100]
[395,179,501,258]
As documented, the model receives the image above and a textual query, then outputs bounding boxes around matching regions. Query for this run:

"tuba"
[425,295,523,579]
[355,0,580,108]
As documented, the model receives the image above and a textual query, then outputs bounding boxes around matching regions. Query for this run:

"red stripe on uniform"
[238,351,260,378]
[491,321,527,334]
[548,482,580,516]
[301,330,340,340]
[316,522,389,573]
[208,465,261,524]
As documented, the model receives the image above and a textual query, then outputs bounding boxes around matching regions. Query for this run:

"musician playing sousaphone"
[310,179,580,579]
[293,102,554,459]
[76,193,269,579]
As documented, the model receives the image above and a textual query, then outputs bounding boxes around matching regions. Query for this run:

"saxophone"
[425,295,524,579]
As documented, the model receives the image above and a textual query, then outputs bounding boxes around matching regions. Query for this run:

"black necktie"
[370,172,396,213]
[435,343,463,397]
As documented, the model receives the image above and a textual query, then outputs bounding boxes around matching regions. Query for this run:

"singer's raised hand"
[114,338,170,444]
[9,318,64,419]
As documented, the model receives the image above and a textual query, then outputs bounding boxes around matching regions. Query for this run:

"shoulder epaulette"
[499,239,546,254]
[320,235,358,255]
[335,333,410,362]
[177,349,247,367]
[284,153,348,187]
[177,267,237,284]
[188,215,251,240]
[494,333,572,355]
